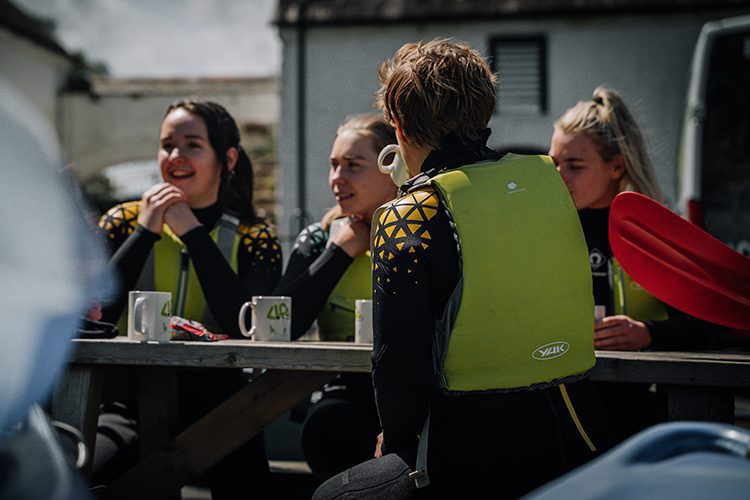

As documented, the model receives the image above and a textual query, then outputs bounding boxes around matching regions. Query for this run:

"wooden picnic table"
[51,338,750,499]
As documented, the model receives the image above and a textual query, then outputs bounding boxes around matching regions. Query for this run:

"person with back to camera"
[549,87,721,443]
[313,38,615,500]
[93,99,281,498]
[273,114,398,481]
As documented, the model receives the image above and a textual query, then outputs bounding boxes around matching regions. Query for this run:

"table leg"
[51,364,104,476]
[137,366,177,458]
[105,369,334,500]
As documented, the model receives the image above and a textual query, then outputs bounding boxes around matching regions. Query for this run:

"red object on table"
[609,191,750,331]
[170,316,229,341]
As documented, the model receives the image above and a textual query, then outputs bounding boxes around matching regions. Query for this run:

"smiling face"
[328,129,397,222]
[158,108,225,208]
[549,129,624,210]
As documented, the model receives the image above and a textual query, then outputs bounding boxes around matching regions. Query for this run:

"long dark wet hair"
[163,99,258,224]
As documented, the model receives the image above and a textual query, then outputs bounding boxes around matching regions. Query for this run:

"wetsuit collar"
[400,129,499,193]
[192,202,222,229]
[578,207,611,225]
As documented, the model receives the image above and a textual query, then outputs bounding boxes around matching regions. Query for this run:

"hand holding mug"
[594,314,651,351]
[594,305,606,322]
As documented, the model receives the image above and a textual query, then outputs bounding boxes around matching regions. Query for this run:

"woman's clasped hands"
[138,182,201,237]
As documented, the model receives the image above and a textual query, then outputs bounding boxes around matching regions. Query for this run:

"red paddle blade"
[609,192,750,331]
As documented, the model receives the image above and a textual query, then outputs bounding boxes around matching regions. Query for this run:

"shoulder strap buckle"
[411,408,432,489]
[408,469,430,489]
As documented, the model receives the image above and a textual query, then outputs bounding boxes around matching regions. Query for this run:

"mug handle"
[238,301,256,338]
[377,144,409,186]
[134,296,148,337]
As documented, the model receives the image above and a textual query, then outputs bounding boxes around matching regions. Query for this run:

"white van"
[677,14,750,257]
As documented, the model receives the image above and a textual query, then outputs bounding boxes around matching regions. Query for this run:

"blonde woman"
[274,113,398,481]
[549,86,718,441]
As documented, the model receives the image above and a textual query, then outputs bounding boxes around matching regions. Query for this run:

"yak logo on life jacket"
[532,341,570,360]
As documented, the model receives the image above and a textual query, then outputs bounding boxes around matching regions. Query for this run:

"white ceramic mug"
[377,144,410,186]
[128,291,172,343]
[239,296,291,341]
[594,305,607,321]
[355,299,373,344]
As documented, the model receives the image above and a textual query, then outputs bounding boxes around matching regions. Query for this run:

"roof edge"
[273,1,750,27]
[0,1,71,59]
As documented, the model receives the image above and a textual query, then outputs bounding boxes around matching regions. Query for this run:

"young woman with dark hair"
[93,100,280,498]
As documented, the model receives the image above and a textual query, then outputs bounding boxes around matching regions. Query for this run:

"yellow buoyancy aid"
[316,251,372,341]
[611,258,668,320]
[117,213,240,334]
[429,154,595,391]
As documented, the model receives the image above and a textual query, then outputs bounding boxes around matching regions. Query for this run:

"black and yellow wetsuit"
[94,201,281,498]
[367,133,615,498]
[274,222,364,341]
[274,222,380,480]
[99,201,281,337]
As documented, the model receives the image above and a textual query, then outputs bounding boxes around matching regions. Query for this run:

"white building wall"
[278,11,738,248]
[0,30,69,131]
[532,14,703,201]
[60,80,280,180]
[59,93,176,177]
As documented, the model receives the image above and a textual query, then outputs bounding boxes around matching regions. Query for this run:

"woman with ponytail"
[550,87,720,442]
[93,100,280,497]
[274,113,398,482]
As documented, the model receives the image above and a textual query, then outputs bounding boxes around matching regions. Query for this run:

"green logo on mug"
[266,303,290,321]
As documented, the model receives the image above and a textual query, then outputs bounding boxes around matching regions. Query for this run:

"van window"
[701,30,750,255]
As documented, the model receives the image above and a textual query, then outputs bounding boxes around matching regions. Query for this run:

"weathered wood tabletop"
[51,338,750,499]
[59,337,750,385]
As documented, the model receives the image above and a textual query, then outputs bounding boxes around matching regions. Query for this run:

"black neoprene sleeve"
[100,225,159,325]
[273,224,354,340]
[181,226,280,338]
[98,205,281,338]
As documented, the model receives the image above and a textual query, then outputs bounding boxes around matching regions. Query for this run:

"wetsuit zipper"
[174,249,190,317]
